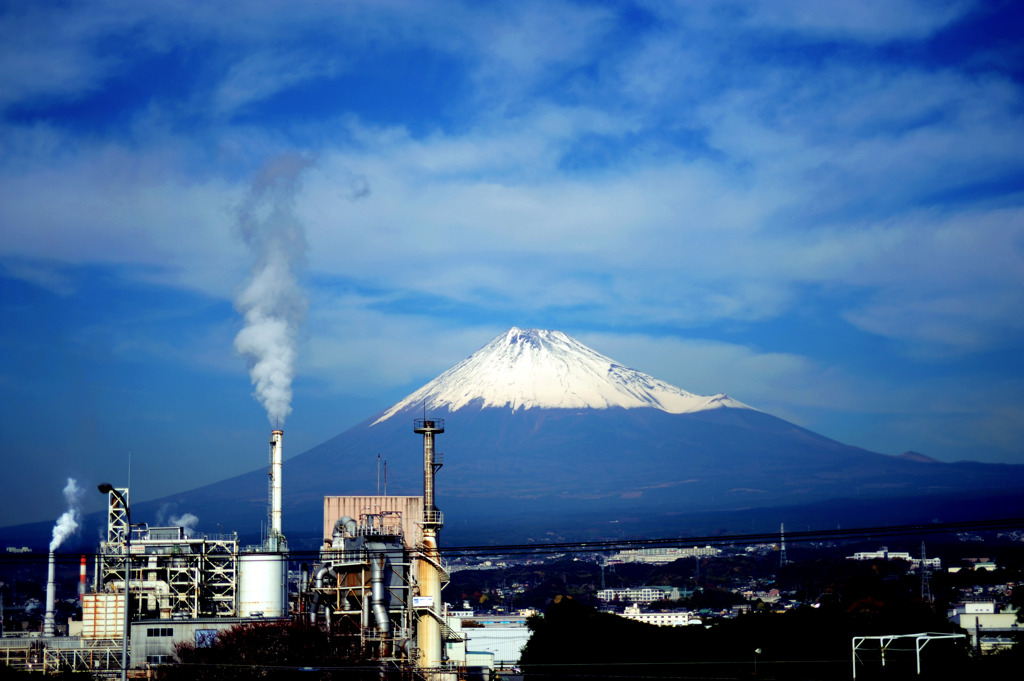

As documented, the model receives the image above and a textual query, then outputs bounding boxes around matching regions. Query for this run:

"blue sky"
[2,0,1023,527]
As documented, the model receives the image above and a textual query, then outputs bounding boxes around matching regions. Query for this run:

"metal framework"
[98,491,240,625]
[0,638,122,674]
[106,488,130,547]
[42,641,123,674]
[102,532,240,618]
[309,512,420,662]
[305,419,462,679]
[99,531,239,620]
[852,632,967,678]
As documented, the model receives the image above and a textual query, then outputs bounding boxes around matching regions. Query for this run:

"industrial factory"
[3,419,472,678]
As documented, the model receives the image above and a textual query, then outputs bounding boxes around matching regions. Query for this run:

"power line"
[436,516,1024,558]
[3,516,1022,565]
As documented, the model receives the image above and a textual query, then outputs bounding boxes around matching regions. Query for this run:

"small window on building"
[196,629,218,648]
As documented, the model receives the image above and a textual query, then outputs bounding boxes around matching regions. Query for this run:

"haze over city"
[2,1,1023,527]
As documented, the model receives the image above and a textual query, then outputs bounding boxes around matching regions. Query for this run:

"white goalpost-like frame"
[852,632,967,678]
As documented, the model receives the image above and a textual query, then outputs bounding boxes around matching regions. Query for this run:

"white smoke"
[155,502,174,526]
[49,478,82,552]
[233,154,312,426]
[169,513,199,537]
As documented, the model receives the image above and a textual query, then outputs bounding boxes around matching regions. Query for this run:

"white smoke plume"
[49,478,82,552]
[169,513,199,537]
[234,154,313,426]
[155,502,174,526]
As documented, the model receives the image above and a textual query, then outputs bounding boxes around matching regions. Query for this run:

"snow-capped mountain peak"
[372,327,751,424]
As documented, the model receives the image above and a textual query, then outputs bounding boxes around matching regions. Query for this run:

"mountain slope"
[52,327,1024,544]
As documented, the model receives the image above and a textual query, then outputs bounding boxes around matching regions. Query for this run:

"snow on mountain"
[373,327,752,424]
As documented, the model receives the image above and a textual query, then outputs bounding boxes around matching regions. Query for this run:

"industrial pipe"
[367,545,391,637]
[332,516,356,549]
[310,565,333,625]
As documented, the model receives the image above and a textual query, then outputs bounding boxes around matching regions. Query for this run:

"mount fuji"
[25,327,1023,547]
[374,328,751,420]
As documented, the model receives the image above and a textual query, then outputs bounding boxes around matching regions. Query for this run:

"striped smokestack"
[79,555,87,603]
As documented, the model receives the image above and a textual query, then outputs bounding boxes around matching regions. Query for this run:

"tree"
[157,620,378,680]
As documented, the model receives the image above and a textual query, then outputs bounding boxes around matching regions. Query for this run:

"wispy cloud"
[0,0,1022,520]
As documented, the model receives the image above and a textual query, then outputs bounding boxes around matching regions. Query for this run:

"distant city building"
[616,603,702,627]
[947,602,1021,649]
[596,586,693,603]
[847,546,941,570]
[449,613,531,665]
[741,588,781,603]
[610,546,720,564]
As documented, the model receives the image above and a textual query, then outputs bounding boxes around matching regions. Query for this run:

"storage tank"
[238,553,286,617]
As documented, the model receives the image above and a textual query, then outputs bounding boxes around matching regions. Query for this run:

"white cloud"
[303,297,502,392]
[0,259,77,296]
[1,0,1021,358]
[212,50,347,117]
[641,0,972,42]
[0,3,131,108]
[741,0,971,41]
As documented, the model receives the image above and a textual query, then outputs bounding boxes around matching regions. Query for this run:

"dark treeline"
[519,595,1022,680]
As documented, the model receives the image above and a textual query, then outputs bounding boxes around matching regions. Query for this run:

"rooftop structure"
[609,546,721,565]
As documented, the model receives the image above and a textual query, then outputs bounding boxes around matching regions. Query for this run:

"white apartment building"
[847,546,941,570]
[617,603,703,627]
[610,546,721,564]
[596,586,690,603]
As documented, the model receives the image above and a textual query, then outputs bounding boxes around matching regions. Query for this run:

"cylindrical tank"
[238,553,286,617]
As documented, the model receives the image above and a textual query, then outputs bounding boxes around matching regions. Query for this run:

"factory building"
[305,497,421,661]
[95,500,241,620]
[301,419,468,679]
[10,419,471,678]
[446,614,531,668]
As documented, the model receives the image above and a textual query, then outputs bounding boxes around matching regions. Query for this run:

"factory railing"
[422,510,444,526]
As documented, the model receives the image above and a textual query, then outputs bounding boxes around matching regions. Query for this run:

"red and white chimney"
[78,555,87,603]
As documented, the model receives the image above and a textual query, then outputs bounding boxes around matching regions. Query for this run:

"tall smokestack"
[44,552,56,637]
[413,418,447,676]
[268,430,284,549]
[79,555,87,604]
[419,420,441,516]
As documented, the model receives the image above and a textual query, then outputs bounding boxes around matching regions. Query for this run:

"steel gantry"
[852,632,967,678]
